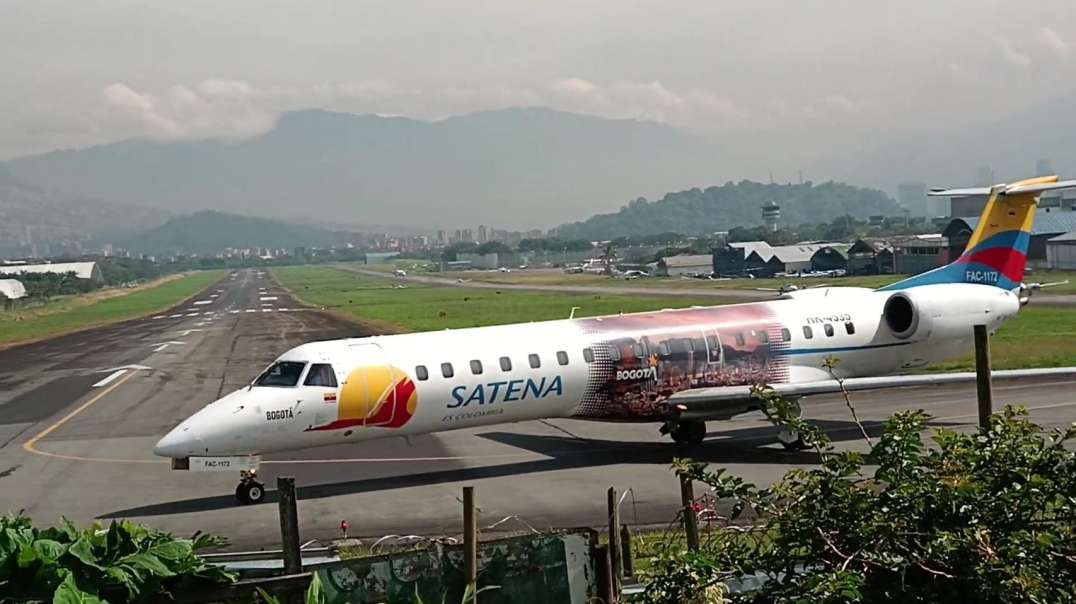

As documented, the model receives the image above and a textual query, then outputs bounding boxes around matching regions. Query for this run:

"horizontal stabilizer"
[930,179,1076,197]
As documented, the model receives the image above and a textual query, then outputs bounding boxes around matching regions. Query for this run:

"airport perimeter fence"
[178,479,623,603]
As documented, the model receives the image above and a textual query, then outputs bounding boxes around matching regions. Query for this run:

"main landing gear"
[235,470,265,505]
[775,398,809,451]
[662,419,707,446]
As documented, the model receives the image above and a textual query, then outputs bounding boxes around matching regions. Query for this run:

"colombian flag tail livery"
[881,176,1076,292]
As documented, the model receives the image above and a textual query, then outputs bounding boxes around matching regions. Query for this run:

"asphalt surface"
[1,267,1074,551]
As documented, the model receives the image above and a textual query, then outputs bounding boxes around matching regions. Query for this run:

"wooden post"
[680,475,699,551]
[619,524,634,581]
[277,477,302,576]
[595,544,615,604]
[463,486,477,594]
[607,487,623,595]
[974,324,993,430]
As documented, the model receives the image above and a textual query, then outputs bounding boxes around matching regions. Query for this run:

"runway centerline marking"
[92,369,128,388]
[23,369,140,457]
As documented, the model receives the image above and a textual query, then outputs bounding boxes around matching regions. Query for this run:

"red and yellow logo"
[308,365,417,431]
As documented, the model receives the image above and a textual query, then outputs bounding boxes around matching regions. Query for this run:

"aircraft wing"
[667,367,1076,421]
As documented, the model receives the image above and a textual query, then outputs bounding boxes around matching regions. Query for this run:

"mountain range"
[3,108,726,231]
[2,96,1074,246]
[0,165,169,257]
[556,180,901,240]
[116,211,343,256]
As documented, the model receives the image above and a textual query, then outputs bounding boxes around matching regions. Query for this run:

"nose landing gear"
[236,470,265,505]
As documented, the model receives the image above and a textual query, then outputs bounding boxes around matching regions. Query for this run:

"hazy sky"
[2,0,1074,160]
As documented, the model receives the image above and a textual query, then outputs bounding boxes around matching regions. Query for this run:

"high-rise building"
[461,228,474,243]
[478,225,488,243]
[897,182,928,218]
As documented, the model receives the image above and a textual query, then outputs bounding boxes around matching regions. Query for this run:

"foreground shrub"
[638,404,1076,603]
[0,514,234,602]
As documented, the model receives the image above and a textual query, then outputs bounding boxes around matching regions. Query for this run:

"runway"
[1,268,1073,550]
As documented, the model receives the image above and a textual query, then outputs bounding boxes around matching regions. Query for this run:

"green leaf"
[118,552,175,578]
[33,539,66,563]
[66,538,103,571]
[52,572,106,604]
[147,539,191,561]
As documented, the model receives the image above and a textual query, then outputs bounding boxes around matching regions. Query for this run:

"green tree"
[638,399,1076,603]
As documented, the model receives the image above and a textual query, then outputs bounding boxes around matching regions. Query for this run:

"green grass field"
[272,265,733,331]
[347,262,1076,295]
[276,265,1076,371]
[0,271,225,346]
[931,306,1076,371]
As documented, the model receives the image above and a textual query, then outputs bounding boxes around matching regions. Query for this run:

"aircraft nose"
[153,424,200,458]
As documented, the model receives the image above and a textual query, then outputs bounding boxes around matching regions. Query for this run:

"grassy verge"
[930,306,1076,371]
[0,270,225,346]
[271,266,734,331]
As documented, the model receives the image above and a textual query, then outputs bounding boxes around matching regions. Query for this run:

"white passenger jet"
[155,176,1076,504]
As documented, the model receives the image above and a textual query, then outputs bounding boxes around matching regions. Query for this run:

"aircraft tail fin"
[880,175,1076,291]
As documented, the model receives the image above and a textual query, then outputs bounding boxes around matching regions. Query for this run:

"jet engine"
[882,284,1020,341]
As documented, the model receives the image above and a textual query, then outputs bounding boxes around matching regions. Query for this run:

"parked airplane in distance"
[156,176,1076,504]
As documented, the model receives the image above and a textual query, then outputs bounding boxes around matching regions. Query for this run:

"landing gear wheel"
[236,479,265,505]
[670,420,707,446]
[777,426,808,451]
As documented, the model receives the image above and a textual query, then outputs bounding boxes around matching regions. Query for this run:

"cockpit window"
[304,363,338,387]
[255,361,306,387]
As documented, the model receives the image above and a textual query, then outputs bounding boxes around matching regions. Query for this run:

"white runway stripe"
[92,369,127,387]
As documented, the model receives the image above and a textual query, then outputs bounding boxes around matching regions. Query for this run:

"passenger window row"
[417,349,577,381]
[802,321,856,340]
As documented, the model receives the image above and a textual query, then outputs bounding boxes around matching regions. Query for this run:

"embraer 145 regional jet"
[156,176,1076,504]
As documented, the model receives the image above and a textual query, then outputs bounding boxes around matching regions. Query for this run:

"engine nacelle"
[882,284,1020,341]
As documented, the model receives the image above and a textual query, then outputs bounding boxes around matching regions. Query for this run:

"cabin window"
[824,324,835,337]
[705,335,718,350]
[470,359,483,375]
[610,347,622,362]
[803,325,813,339]
[529,353,541,368]
[657,343,670,357]
[557,351,569,366]
[758,331,770,344]
[780,328,791,342]
[735,333,746,347]
[441,362,454,378]
[499,356,512,371]
[415,365,429,381]
[691,338,706,353]
[304,363,338,387]
[255,361,306,387]
[845,321,856,335]
[582,348,595,363]
[632,342,644,358]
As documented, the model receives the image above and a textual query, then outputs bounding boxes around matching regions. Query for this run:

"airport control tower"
[762,201,780,232]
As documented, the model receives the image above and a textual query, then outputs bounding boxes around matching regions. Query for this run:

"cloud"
[101,80,278,141]
[999,40,1032,68]
[1038,26,1070,58]
[548,78,747,131]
